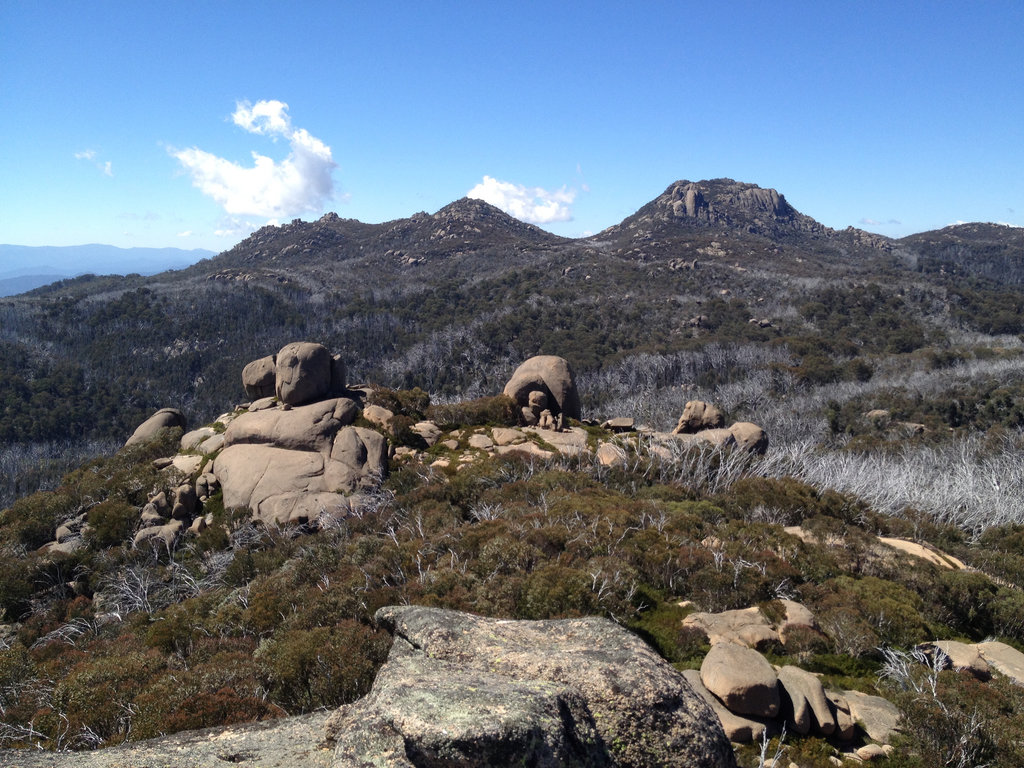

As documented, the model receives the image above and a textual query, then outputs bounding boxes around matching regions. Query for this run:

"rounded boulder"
[700,642,780,718]
[275,342,332,406]
[503,355,581,420]
[125,408,187,447]
[242,355,277,399]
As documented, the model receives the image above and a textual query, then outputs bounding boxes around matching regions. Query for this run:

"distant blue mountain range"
[0,244,217,296]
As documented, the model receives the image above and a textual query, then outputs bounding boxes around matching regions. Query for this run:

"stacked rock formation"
[503,355,581,429]
[681,601,901,749]
[669,399,768,454]
[213,342,386,527]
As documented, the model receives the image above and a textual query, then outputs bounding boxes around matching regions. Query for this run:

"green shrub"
[46,640,166,745]
[518,564,596,619]
[0,556,33,621]
[885,673,1024,768]
[426,394,518,429]
[366,386,430,419]
[1,490,76,550]
[86,499,138,548]
[811,575,931,653]
[629,599,708,666]
[255,621,390,711]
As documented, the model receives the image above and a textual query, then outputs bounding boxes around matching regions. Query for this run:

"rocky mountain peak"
[655,179,799,227]
[433,197,510,222]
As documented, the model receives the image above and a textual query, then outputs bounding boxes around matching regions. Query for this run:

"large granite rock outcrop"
[328,606,736,768]
[214,397,386,526]
[504,355,582,425]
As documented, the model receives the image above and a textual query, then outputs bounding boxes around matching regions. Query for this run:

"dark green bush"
[518,564,596,619]
[1,490,77,550]
[86,499,138,548]
[255,621,390,711]
[366,386,430,419]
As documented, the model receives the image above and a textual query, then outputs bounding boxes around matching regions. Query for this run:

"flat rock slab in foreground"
[328,605,736,767]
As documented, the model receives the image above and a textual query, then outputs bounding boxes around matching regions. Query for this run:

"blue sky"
[2,1,1022,254]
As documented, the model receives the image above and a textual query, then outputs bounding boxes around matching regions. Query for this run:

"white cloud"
[172,100,337,219]
[75,149,112,176]
[859,217,880,226]
[232,99,291,136]
[177,230,193,237]
[467,176,575,224]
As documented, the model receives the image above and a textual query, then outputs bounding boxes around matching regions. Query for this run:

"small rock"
[601,417,635,432]
[923,640,991,680]
[729,422,768,454]
[673,401,724,434]
[596,442,627,467]
[491,427,525,446]
[777,665,835,735]
[844,689,901,742]
[411,421,441,446]
[363,404,395,431]
[825,690,856,741]
[682,669,768,743]
[683,607,778,649]
[126,408,187,448]
[856,743,887,760]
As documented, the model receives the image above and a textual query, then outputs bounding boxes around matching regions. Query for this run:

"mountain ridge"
[2,175,1022,467]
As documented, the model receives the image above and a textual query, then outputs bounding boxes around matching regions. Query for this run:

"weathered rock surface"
[777,599,822,645]
[682,669,769,743]
[924,640,991,680]
[878,537,966,569]
[225,398,357,453]
[825,690,857,741]
[410,421,441,446]
[275,342,333,406]
[673,400,725,433]
[133,519,184,550]
[777,665,835,735]
[180,426,217,451]
[524,425,591,456]
[491,426,525,446]
[843,689,901,742]
[729,422,768,454]
[242,354,277,399]
[0,712,334,768]
[329,606,736,767]
[214,402,385,526]
[125,407,186,447]
[700,643,780,718]
[362,404,395,431]
[977,640,1024,685]
[596,441,627,466]
[683,606,778,649]
[504,355,582,421]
